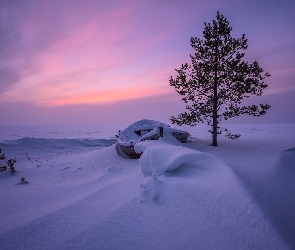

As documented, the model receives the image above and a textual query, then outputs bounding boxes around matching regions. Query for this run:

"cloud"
[1,65,175,106]
[0,92,182,126]
[2,89,295,126]
[0,66,21,92]
[1,0,295,126]
[0,0,178,101]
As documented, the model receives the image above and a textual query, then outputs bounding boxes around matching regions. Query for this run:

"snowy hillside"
[0,124,294,249]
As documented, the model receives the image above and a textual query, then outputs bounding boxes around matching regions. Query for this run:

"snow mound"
[135,134,220,177]
[117,119,189,146]
[135,133,236,205]
[140,173,163,202]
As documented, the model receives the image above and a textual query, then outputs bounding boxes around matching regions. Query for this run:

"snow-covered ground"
[0,124,294,249]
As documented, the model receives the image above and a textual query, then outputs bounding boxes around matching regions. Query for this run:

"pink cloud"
[2,0,295,126]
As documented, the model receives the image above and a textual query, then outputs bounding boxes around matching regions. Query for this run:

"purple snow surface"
[0,124,294,249]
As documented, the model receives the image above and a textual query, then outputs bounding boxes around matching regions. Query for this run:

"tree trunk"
[212,79,218,146]
[212,46,218,147]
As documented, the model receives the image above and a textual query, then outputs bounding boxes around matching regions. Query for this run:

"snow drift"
[135,131,219,177]
[0,124,293,249]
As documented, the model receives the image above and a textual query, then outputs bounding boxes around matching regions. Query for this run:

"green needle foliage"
[170,12,271,146]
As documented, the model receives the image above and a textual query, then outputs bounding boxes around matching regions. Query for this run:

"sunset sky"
[1,0,294,126]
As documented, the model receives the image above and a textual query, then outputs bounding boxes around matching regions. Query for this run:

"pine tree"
[170,12,270,146]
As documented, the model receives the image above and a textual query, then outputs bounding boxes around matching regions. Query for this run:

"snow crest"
[135,131,229,203]
[134,131,220,177]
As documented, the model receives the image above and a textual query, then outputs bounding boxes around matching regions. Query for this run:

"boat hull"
[117,132,189,159]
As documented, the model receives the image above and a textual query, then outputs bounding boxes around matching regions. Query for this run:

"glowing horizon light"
[37,82,174,107]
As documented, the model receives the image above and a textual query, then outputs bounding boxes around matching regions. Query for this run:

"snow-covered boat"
[116,119,190,159]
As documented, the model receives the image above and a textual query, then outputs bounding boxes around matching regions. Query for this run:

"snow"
[117,119,188,146]
[135,133,218,177]
[0,124,294,249]
[117,119,162,146]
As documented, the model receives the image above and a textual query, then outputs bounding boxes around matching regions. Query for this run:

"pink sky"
[0,0,294,126]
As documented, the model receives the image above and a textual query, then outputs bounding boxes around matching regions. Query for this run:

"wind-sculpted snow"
[0,125,293,249]
[133,135,287,249]
[135,136,233,204]
[135,138,220,177]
